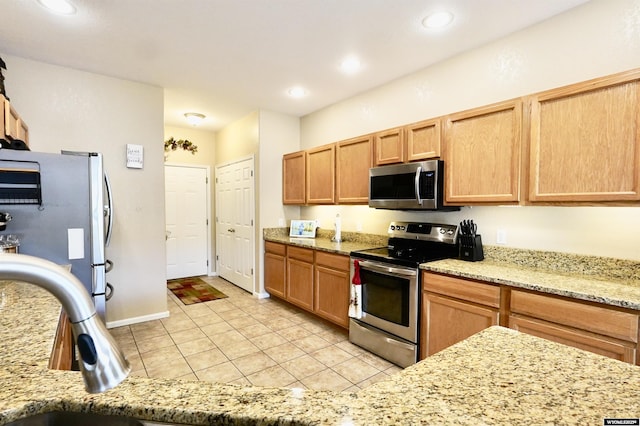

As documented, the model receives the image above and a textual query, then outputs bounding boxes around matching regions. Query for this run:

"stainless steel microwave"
[369,160,457,211]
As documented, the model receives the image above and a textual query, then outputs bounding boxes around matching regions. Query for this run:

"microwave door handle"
[414,166,422,205]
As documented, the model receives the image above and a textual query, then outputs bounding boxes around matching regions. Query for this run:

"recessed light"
[287,86,308,98]
[37,0,76,15]
[184,112,205,126]
[340,56,362,75]
[422,11,454,29]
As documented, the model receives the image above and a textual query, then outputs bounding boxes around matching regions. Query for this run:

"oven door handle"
[358,260,417,277]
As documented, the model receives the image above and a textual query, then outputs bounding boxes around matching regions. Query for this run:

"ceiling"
[0,0,589,132]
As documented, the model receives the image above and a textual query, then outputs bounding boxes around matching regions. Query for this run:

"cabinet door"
[444,99,522,204]
[314,251,350,328]
[264,242,287,299]
[421,293,499,359]
[282,151,306,205]
[336,135,372,204]
[286,257,314,312]
[406,119,441,161]
[306,144,335,204]
[509,315,637,364]
[3,98,21,141]
[374,127,405,165]
[314,265,350,328]
[528,70,640,202]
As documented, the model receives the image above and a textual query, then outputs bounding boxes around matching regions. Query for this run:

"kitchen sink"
[4,411,145,426]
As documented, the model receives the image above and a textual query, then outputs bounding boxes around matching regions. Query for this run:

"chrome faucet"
[0,253,130,393]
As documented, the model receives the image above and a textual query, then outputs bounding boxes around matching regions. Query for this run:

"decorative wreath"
[164,137,198,154]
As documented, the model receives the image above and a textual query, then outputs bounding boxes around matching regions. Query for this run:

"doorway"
[215,156,255,293]
[165,164,210,279]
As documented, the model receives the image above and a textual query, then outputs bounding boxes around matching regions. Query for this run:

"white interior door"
[165,165,209,279]
[216,157,255,293]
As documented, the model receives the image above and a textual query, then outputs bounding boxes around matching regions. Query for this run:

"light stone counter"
[2,280,640,425]
[263,227,387,256]
[421,246,640,311]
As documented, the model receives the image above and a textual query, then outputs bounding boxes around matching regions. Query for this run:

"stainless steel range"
[349,221,458,367]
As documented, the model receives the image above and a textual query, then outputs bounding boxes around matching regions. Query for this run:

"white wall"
[257,110,300,294]
[2,53,168,325]
[299,0,640,261]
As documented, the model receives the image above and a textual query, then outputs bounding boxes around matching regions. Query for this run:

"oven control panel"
[388,221,457,243]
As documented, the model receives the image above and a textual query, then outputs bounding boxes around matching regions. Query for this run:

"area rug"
[167,277,228,305]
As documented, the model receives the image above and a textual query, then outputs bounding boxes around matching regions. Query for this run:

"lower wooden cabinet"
[509,289,638,364]
[314,251,350,328]
[264,242,350,329]
[264,242,286,299]
[509,315,636,364]
[286,246,315,312]
[420,272,500,359]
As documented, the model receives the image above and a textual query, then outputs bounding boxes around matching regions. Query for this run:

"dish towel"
[348,260,363,319]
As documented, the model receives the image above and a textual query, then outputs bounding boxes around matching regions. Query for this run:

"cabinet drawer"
[315,251,349,271]
[265,241,286,256]
[510,290,639,343]
[288,246,314,263]
[422,272,500,308]
[509,315,637,364]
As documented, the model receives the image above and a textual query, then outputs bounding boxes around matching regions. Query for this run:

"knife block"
[459,235,484,262]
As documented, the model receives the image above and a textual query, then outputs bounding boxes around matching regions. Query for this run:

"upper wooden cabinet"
[306,143,335,204]
[336,135,372,204]
[1,95,29,144]
[444,99,523,205]
[528,69,640,203]
[374,127,405,165]
[282,151,306,205]
[406,118,441,161]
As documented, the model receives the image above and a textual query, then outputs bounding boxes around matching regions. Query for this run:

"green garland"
[164,137,198,155]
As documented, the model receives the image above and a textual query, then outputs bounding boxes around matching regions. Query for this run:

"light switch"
[68,228,85,259]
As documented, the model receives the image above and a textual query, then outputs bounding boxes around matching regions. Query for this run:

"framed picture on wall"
[289,220,317,238]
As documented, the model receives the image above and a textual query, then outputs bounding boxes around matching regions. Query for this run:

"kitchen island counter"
[2,281,640,425]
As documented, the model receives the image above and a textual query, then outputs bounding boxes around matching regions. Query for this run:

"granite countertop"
[2,281,640,425]
[421,247,640,311]
[263,228,386,256]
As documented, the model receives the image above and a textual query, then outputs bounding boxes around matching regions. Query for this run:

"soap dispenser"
[332,213,342,243]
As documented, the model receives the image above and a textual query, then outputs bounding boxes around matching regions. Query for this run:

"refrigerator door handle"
[105,259,113,273]
[105,283,114,301]
[104,173,114,247]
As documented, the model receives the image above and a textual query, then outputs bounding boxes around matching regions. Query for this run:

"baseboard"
[255,291,270,299]
[106,310,170,329]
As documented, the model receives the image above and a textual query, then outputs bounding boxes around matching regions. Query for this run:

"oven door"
[354,259,419,343]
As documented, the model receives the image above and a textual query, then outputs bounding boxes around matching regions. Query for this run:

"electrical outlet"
[496,229,507,245]
[278,218,285,227]
[356,221,363,232]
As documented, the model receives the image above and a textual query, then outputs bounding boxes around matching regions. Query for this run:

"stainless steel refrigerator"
[0,149,113,320]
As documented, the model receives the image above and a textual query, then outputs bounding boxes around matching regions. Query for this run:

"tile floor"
[110,276,403,392]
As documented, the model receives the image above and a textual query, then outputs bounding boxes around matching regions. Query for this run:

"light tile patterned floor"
[110,276,402,391]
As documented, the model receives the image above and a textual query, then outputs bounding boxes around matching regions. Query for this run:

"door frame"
[164,162,213,277]
[214,155,256,294]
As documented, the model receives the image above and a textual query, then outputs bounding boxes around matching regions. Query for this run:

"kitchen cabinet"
[286,246,315,312]
[406,118,441,161]
[443,99,523,204]
[1,94,29,144]
[282,151,306,205]
[336,135,372,204]
[420,272,500,359]
[528,69,640,203]
[314,251,350,328]
[306,143,335,204]
[509,289,638,364]
[264,241,287,299]
[374,127,405,165]
[48,311,74,371]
